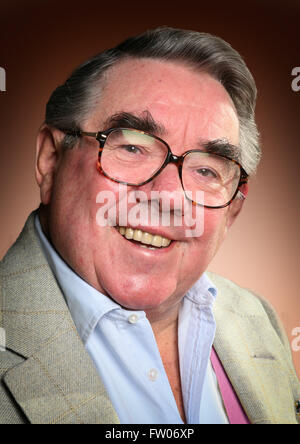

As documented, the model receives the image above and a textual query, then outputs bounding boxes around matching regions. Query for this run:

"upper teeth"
[118,227,171,248]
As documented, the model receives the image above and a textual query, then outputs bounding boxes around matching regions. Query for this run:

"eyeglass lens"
[100,129,241,207]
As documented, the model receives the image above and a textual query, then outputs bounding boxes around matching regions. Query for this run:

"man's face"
[39,58,242,313]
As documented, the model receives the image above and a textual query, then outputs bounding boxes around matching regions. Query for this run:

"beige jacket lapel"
[210,272,300,424]
[1,213,119,424]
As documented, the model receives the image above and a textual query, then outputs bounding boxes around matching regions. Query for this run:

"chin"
[102,275,178,311]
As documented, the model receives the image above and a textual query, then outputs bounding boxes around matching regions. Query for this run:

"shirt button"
[148,368,158,381]
[128,314,139,324]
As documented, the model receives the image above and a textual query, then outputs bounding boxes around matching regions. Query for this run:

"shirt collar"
[185,273,217,308]
[34,212,217,342]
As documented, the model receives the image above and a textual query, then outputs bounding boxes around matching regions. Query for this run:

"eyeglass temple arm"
[64,129,100,139]
[237,176,248,200]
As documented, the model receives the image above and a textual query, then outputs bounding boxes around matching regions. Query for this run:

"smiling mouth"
[117,227,172,249]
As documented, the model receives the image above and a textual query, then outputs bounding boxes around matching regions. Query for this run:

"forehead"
[88,58,239,146]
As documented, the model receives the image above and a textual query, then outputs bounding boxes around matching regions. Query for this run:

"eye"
[196,168,218,178]
[120,144,142,154]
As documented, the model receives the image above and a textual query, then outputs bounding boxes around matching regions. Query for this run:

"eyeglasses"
[64,127,248,209]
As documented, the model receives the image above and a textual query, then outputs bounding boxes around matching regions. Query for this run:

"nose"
[138,162,186,214]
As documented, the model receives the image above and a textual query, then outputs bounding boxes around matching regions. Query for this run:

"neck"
[37,205,50,238]
[145,300,181,340]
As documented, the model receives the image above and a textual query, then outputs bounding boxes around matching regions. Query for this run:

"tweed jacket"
[0,214,299,424]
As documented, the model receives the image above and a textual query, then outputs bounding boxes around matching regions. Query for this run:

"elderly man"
[0,27,299,425]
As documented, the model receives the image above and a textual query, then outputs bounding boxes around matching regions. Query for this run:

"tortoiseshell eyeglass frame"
[63,127,249,209]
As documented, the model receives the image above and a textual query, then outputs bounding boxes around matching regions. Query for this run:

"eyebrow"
[103,111,241,162]
[201,139,241,163]
[103,111,166,136]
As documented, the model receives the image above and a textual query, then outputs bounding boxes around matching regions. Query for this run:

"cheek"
[53,152,110,215]
[48,154,105,249]
[183,208,229,271]
[201,208,229,250]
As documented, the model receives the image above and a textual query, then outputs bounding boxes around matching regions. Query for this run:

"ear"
[35,125,65,205]
[225,182,249,230]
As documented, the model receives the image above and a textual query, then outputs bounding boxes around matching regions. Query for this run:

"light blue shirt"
[34,214,228,424]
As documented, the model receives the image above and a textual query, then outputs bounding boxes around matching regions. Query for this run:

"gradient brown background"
[0,0,299,377]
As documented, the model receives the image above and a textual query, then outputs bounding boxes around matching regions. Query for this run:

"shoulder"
[0,212,43,273]
[208,271,276,315]
[208,270,264,307]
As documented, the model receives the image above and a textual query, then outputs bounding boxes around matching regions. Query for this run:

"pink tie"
[211,347,250,424]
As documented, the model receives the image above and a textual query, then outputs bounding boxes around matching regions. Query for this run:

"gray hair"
[45,27,261,175]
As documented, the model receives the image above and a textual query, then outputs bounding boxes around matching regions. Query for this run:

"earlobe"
[35,125,64,205]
